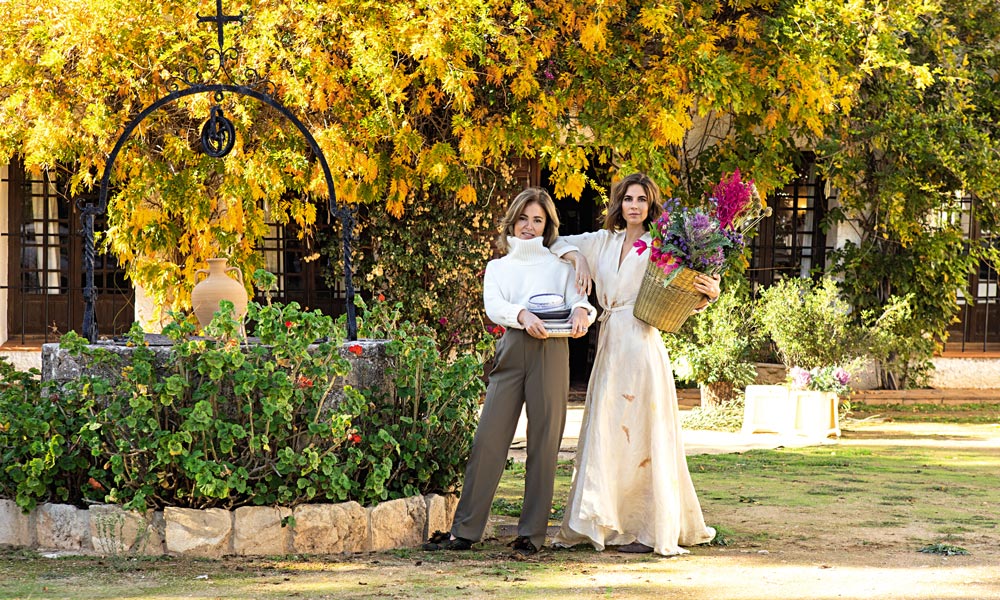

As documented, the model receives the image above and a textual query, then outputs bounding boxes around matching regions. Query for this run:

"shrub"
[861,294,935,389]
[1,295,485,512]
[345,296,485,498]
[756,277,868,370]
[666,282,761,407]
[0,359,95,511]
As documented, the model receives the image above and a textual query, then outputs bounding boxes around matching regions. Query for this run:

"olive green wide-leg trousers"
[450,330,569,550]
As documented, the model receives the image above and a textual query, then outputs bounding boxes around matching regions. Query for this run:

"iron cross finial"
[197,0,244,52]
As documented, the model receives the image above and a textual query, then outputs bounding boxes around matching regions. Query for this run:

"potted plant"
[666,280,761,411]
[748,276,869,436]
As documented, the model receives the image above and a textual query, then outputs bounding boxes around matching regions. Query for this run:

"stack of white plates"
[527,293,570,320]
[528,293,574,337]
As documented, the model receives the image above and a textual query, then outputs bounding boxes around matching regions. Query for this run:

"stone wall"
[0,494,459,558]
[40,337,393,404]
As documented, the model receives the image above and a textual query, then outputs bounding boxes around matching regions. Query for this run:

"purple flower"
[834,367,851,386]
[789,366,811,389]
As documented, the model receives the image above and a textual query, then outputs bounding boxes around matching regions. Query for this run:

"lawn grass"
[849,402,1000,423]
[1,432,998,599]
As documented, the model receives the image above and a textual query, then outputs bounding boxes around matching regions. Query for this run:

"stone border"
[0,494,458,558]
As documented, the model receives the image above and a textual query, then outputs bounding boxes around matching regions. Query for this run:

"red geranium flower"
[285,320,294,329]
[349,433,362,444]
[348,344,363,356]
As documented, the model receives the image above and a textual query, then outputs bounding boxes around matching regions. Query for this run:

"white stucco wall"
[928,357,1000,389]
[0,349,41,372]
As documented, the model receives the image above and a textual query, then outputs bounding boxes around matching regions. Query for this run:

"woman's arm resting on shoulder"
[561,251,593,295]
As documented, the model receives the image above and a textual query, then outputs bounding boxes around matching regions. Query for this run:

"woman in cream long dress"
[551,173,717,556]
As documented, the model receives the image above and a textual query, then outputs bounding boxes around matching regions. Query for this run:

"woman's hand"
[691,274,722,311]
[570,307,591,338]
[563,251,593,296]
[518,309,549,339]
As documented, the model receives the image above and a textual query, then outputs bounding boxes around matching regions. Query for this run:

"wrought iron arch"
[82,2,357,342]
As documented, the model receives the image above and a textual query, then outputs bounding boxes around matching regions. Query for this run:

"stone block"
[36,503,90,551]
[89,505,164,556]
[368,496,426,552]
[423,494,453,539]
[233,506,292,556]
[164,507,232,558]
[0,499,34,548]
[292,502,368,555]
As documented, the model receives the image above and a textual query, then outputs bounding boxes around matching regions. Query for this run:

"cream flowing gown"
[552,230,716,556]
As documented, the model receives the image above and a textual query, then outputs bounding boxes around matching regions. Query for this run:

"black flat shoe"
[509,535,539,557]
[617,541,654,553]
[422,531,473,551]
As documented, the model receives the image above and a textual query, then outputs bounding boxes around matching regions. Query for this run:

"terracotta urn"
[191,258,249,329]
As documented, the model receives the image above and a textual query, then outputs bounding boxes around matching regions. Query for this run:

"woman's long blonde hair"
[496,187,561,254]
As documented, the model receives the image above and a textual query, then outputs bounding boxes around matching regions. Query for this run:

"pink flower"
[789,366,812,389]
[438,317,448,325]
[834,368,851,386]
[712,169,755,229]
[634,239,649,255]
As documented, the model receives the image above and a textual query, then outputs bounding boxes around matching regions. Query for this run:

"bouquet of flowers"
[634,170,772,280]
[787,366,852,396]
[631,170,771,332]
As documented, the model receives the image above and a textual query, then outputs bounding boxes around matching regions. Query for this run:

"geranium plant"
[787,366,852,396]
[635,170,772,278]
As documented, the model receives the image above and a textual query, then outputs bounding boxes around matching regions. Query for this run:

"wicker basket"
[633,263,708,332]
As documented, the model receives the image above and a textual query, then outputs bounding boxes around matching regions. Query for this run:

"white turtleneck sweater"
[484,236,597,329]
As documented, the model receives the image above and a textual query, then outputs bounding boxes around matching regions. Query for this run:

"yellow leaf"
[456,185,477,205]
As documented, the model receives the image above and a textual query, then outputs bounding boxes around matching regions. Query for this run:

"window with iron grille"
[254,204,346,318]
[2,159,132,344]
[748,157,833,293]
[946,194,1000,353]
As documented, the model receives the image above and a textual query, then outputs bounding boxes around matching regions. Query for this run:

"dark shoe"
[509,535,539,557]
[618,541,654,554]
[422,531,473,551]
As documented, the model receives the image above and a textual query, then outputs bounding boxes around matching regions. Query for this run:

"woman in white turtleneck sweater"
[424,187,596,557]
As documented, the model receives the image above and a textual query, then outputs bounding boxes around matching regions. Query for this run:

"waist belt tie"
[598,304,634,323]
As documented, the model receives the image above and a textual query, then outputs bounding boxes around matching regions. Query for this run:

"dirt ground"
[492,418,1000,600]
[2,418,999,600]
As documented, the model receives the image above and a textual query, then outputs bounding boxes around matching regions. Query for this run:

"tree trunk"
[700,381,736,410]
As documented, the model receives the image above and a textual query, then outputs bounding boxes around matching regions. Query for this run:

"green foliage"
[0,297,485,512]
[918,543,969,556]
[667,280,761,392]
[756,277,867,370]
[338,185,504,355]
[681,402,745,433]
[61,307,359,511]
[0,358,94,512]
[817,0,1000,378]
[861,294,935,389]
[346,296,485,498]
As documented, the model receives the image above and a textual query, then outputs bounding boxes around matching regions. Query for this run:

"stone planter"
[741,385,840,438]
[790,390,841,438]
[741,385,796,435]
